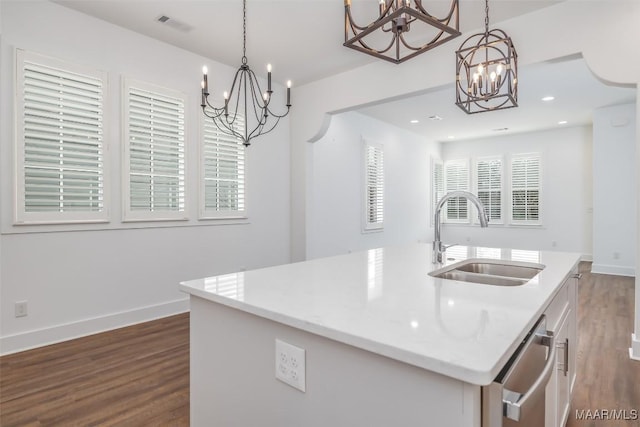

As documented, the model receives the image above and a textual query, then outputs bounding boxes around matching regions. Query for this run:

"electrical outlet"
[15,301,28,318]
[275,339,306,392]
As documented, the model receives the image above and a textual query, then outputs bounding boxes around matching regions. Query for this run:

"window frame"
[443,158,470,223]
[431,157,444,226]
[509,152,542,226]
[122,77,187,222]
[14,49,109,225]
[363,139,384,232]
[198,109,248,220]
[474,155,504,225]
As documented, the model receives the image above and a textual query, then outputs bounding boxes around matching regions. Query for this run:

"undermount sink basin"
[429,259,545,286]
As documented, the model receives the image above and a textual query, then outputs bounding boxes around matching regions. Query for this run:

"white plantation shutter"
[124,79,185,221]
[476,157,502,222]
[511,154,541,223]
[364,141,384,230]
[432,159,444,224]
[201,111,246,218]
[16,50,107,224]
[444,159,469,221]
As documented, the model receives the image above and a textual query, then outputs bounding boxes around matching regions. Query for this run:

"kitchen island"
[180,243,580,426]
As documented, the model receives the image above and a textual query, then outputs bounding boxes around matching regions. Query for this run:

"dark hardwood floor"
[0,313,190,426]
[0,263,637,426]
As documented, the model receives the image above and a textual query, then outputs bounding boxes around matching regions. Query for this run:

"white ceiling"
[52,0,636,140]
[358,56,636,141]
[53,0,564,85]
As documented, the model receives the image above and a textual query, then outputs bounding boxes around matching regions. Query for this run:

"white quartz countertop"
[179,244,580,385]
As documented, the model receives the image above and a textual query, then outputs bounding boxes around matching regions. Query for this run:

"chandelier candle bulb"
[202,66,208,93]
[286,80,291,107]
[267,64,272,92]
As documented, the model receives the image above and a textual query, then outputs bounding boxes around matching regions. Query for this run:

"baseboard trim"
[590,263,636,277]
[580,254,593,262]
[631,333,640,361]
[0,298,189,356]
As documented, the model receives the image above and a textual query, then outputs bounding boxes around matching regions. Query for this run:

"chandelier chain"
[242,0,247,63]
[484,0,489,35]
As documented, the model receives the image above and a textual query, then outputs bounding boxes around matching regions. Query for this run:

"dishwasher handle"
[502,331,557,422]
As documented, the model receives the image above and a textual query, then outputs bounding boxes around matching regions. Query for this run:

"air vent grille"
[155,15,193,33]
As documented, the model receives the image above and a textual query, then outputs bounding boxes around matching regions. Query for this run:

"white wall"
[308,112,438,259]
[0,1,291,354]
[439,126,593,257]
[592,103,637,276]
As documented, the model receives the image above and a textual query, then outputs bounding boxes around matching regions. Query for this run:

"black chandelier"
[344,0,460,64]
[455,0,518,114]
[200,0,291,147]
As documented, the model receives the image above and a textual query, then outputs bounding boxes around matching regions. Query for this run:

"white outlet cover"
[15,301,28,318]
[275,339,306,392]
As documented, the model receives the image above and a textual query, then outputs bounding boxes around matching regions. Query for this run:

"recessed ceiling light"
[410,119,419,124]
[448,135,455,139]
[558,120,568,125]
[542,96,555,102]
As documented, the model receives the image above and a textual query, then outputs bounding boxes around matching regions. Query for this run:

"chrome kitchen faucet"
[433,191,489,263]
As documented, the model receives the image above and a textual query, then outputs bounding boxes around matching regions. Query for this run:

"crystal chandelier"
[344,0,460,64]
[455,0,518,114]
[200,0,291,147]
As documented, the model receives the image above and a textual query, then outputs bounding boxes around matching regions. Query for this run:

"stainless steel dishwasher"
[482,315,556,427]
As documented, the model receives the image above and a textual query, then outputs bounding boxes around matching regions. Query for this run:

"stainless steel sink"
[429,259,545,286]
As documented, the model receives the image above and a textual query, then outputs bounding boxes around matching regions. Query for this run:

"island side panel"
[189,296,481,427]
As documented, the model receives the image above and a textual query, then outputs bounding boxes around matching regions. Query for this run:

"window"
[15,50,108,224]
[511,153,541,223]
[431,158,444,224]
[476,156,502,223]
[123,79,186,221]
[364,141,384,231]
[200,111,246,219]
[444,159,469,222]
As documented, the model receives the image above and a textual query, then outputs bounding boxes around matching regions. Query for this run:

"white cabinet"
[544,267,578,427]
[555,310,571,427]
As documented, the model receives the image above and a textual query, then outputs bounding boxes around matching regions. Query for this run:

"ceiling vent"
[156,15,193,33]
[428,115,443,121]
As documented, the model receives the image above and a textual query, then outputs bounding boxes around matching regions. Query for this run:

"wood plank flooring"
[0,263,638,426]
[566,263,640,427]
[0,313,190,426]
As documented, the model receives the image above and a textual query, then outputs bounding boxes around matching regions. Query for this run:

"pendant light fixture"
[200,0,291,147]
[455,0,518,114]
[344,0,460,64]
